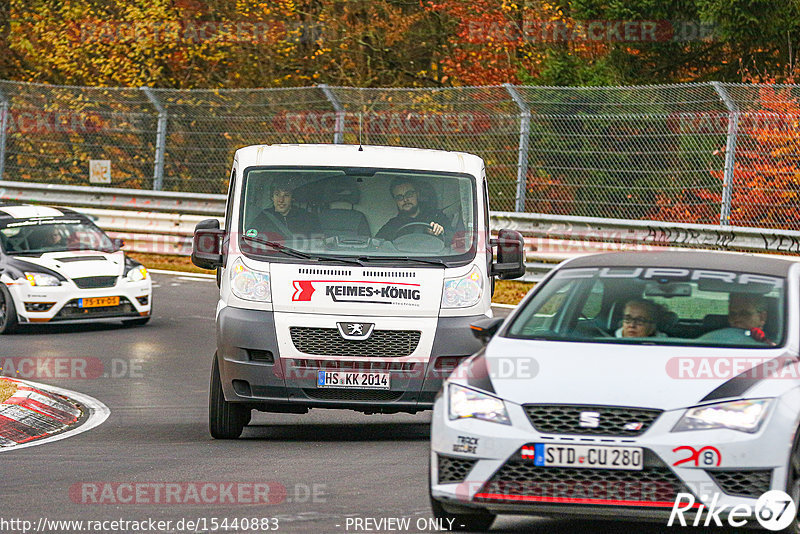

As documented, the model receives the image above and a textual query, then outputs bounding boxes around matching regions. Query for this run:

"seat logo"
[336,322,375,341]
[579,411,601,428]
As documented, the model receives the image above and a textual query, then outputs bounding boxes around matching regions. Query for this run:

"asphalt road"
[0,273,728,534]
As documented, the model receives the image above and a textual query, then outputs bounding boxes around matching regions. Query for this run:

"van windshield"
[506,267,786,348]
[238,167,477,265]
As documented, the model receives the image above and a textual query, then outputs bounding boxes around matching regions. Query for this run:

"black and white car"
[0,204,152,333]
[430,251,799,532]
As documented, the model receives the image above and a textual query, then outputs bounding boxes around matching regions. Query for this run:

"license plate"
[317,371,390,390]
[524,444,643,471]
[79,296,120,308]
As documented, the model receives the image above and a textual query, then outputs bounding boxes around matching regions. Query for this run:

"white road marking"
[0,379,110,453]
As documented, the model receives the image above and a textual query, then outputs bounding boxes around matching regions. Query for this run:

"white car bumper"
[430,391,795,523]
[7,277,151,323]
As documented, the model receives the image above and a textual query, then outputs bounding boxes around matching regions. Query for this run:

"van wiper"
[311,254,365,266]
[357,256,448,267]
[242,236,363,265]
[242,236,312,260]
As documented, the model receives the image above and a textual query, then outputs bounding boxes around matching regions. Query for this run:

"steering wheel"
[394,221,437,238]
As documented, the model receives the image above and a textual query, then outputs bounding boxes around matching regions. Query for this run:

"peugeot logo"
[336,322,375,341]
[579,411,601,428]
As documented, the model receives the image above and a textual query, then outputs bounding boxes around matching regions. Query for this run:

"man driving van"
[376,178,450,241]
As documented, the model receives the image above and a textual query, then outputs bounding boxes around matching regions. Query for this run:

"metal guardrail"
[5,182,800,282]
[0,180,226,216]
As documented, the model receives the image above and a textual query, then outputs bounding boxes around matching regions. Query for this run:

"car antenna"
[358,112,363,151]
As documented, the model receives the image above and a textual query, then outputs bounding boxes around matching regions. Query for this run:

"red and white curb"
[0,378,109,451]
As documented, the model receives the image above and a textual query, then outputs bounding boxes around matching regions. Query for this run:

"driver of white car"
[375,178,450,240]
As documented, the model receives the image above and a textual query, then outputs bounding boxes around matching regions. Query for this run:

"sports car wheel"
[0,285,19,335]
[786,427,800,534]
[209,355,250,439]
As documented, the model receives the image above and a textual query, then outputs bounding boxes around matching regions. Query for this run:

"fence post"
[141,87,167,191]
[504,83,530,212]
[0,87,8,181]
[711,82,739,226]
[319,84,345,144]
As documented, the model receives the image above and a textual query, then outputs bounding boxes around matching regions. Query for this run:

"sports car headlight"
[126,265,148,282]
[230,258,271,302]
[442,266,483,308]
[24,272,61,287]
[448,383,510,425]
[673,399,772,433]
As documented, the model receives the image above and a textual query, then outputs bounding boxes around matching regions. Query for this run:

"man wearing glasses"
[376,179,450,241]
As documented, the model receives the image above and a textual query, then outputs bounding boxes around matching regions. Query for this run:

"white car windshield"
[507,266,786,348]
[0,218,115,254]
[238,167,477,265]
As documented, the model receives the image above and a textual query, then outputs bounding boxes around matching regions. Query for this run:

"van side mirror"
[111,238,125,250]
[470,317,504,344]
[192,219,224,270]
[491,229,526,280]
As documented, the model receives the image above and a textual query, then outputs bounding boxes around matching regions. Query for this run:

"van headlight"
[448,383,510,425]
[24,272,61,287]
[442,266,483,308]
[672,399,771,433]
[230,258,271,302]
[126,265,148,282]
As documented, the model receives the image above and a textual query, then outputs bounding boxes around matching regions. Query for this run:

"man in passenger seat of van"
[376,178,450,241]
[250,178,320,239]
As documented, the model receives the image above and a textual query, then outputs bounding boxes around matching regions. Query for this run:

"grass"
[0,379,18,403]
[129,252,533,306]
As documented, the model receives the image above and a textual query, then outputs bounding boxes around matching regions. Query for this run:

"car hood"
[480,337,792,411]
[10,251,125,279]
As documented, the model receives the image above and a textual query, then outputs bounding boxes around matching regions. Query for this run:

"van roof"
[234,144,484,174]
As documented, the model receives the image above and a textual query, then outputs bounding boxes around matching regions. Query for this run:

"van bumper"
[216,306,485,413]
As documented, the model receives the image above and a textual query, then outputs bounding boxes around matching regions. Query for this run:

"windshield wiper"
[242,236,363,265]
[357,256,448,267]
[312,254,365,266]
[242,236,313,260]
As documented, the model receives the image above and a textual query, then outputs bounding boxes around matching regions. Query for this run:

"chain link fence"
[1,80,798,229]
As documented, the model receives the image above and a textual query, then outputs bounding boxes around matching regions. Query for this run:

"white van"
[192,144,525,438]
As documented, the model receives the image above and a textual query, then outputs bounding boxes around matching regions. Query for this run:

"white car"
[0,204,152,333]
[430,251,800,532]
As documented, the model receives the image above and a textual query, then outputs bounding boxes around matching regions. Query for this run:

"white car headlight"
[24,272,61,287]
[126,265,148,282]
[448,383,510,425]
[230,257,271,302]
[442,266,483,308]
[673,399,772,433]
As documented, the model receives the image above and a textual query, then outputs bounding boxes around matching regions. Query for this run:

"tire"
[209,354,250,439]
[785,427,800,534]
[0,285,19,335]
[122,317,150,327]
[429,456,495,532]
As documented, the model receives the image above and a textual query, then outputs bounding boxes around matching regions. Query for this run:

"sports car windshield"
[0,218,115,254]
[238,167,477,265]
[507,266,786,348]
